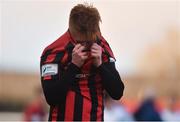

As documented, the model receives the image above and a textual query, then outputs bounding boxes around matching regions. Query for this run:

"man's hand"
[91,43,102,67]
[72,44,88,67]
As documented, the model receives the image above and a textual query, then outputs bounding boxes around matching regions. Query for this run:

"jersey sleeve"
[100,37,116,64]
[98,38,124,100]
[40,51,81,105]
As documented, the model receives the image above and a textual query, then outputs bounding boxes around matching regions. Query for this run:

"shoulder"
[41,31,71,57]
[99,35,115,59]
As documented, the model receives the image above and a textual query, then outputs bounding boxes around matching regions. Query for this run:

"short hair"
[69,3,101,40]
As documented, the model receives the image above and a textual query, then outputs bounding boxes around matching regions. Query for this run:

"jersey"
[40,30,117,121]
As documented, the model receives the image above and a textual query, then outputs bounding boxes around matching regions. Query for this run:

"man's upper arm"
[40,52,64,81]
[40,51,66,105]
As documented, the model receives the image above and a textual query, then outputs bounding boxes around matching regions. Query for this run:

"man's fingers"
[77,46,86,52]
[73,44,81,51]
[80,51,88,59]
[91,48,99,53]
[91,52,98,56]
[80,52,88,56]
[91,49,101,55]
[91,46,98,50]
[73,45,85,54]
[81,55,88,60]
[91,43,99,48]
[91,45,101,51]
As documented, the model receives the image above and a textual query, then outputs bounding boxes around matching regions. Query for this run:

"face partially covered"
[76,40,96,52]
[69,4,101,52]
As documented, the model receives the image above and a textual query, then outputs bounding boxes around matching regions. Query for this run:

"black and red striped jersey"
[40,30,124,121]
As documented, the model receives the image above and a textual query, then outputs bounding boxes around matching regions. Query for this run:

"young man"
[40,4,124,121]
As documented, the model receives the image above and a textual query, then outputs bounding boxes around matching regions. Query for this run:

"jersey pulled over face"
[76,40,97,52]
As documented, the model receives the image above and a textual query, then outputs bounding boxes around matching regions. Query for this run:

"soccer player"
[40,4,124,121]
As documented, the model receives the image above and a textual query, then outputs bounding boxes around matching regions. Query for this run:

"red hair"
[69,4,101,40]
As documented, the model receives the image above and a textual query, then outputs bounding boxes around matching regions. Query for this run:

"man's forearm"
[98,62,124,100]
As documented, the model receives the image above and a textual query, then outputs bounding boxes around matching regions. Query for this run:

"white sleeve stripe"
[109,57,116,62]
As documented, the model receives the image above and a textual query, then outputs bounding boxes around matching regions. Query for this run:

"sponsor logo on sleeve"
[41,64,58,77]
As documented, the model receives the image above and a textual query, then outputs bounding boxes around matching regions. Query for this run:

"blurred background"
[0,0,180,121]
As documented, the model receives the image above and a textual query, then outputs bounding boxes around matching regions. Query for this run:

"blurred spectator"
[23,87,47,121]
[161,95,180,121]
[104,94,134,121]
[134,88,162,121]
